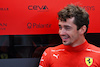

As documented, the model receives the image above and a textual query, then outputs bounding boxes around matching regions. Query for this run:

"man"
[39,4,100,67]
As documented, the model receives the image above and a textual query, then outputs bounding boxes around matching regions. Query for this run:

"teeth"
[63,38,67,39]
[64,36,69,38]
[65,35,69,37]
[61,35,69,40]
[62,36,69,40]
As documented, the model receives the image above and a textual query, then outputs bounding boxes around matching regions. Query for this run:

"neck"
[70,36,86,47]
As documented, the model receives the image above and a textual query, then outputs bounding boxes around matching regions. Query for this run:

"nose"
[59,28,66,35]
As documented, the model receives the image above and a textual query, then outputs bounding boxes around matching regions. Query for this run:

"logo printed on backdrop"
[28,5,48,12]
[0,23,7,30]
[83,6,95,11]
[27,22,32,29]
[27,22,52,29]
[0,8,8,11]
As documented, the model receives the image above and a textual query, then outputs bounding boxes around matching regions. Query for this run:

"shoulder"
[86,44,100,53]
[88,44,100,50]
[45,44,65,53]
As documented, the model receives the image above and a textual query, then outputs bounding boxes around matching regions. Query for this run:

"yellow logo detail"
[85,57,93,66]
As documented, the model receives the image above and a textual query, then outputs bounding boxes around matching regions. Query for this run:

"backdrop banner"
[0,0,100,35]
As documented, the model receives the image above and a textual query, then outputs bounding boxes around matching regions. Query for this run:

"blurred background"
[0,0,100,67]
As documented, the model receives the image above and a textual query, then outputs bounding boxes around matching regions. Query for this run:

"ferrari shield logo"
[85,57,93,66]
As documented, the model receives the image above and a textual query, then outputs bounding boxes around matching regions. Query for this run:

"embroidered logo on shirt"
[43,51,47,56]
[39,65,43,67]
[85,57,93,66]
[51,49,65,52]
[40,56,44,62]
[53,54,59,59]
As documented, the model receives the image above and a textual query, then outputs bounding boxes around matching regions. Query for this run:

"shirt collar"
[62,40,89,52]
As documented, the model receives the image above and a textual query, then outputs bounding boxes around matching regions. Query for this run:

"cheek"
[72,32,79,40]
[58,30,60,33]
[58,30,61,35]
[70,30,79,38]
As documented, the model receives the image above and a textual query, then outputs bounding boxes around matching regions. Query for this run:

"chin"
[63,41,70,45]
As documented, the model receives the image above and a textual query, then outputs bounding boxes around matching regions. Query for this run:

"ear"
[79,25,87,35]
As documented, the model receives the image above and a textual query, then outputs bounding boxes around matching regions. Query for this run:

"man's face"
[58,17,80,46]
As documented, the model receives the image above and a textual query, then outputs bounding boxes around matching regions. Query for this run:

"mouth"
[61,35,70,41]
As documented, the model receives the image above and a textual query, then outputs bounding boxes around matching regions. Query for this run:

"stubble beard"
[62,41,71,45]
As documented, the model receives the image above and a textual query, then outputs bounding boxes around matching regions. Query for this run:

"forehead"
[59,17,75,26]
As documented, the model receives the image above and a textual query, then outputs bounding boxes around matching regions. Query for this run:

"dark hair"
[58,4,89,35]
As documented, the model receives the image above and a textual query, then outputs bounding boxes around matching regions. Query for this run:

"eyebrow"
[64,25,71,28]
[58,24,71,27]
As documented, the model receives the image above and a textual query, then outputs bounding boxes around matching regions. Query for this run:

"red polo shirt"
[39,40,100,67]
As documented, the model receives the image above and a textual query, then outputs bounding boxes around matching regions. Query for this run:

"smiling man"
[58,17,86,47]
[39,4,100,67]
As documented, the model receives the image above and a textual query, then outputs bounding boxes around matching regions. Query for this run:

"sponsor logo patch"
[85,57,93,66]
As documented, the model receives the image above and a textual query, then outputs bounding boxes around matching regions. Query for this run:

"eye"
[59,25,62,30]
[64,26,71,30]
